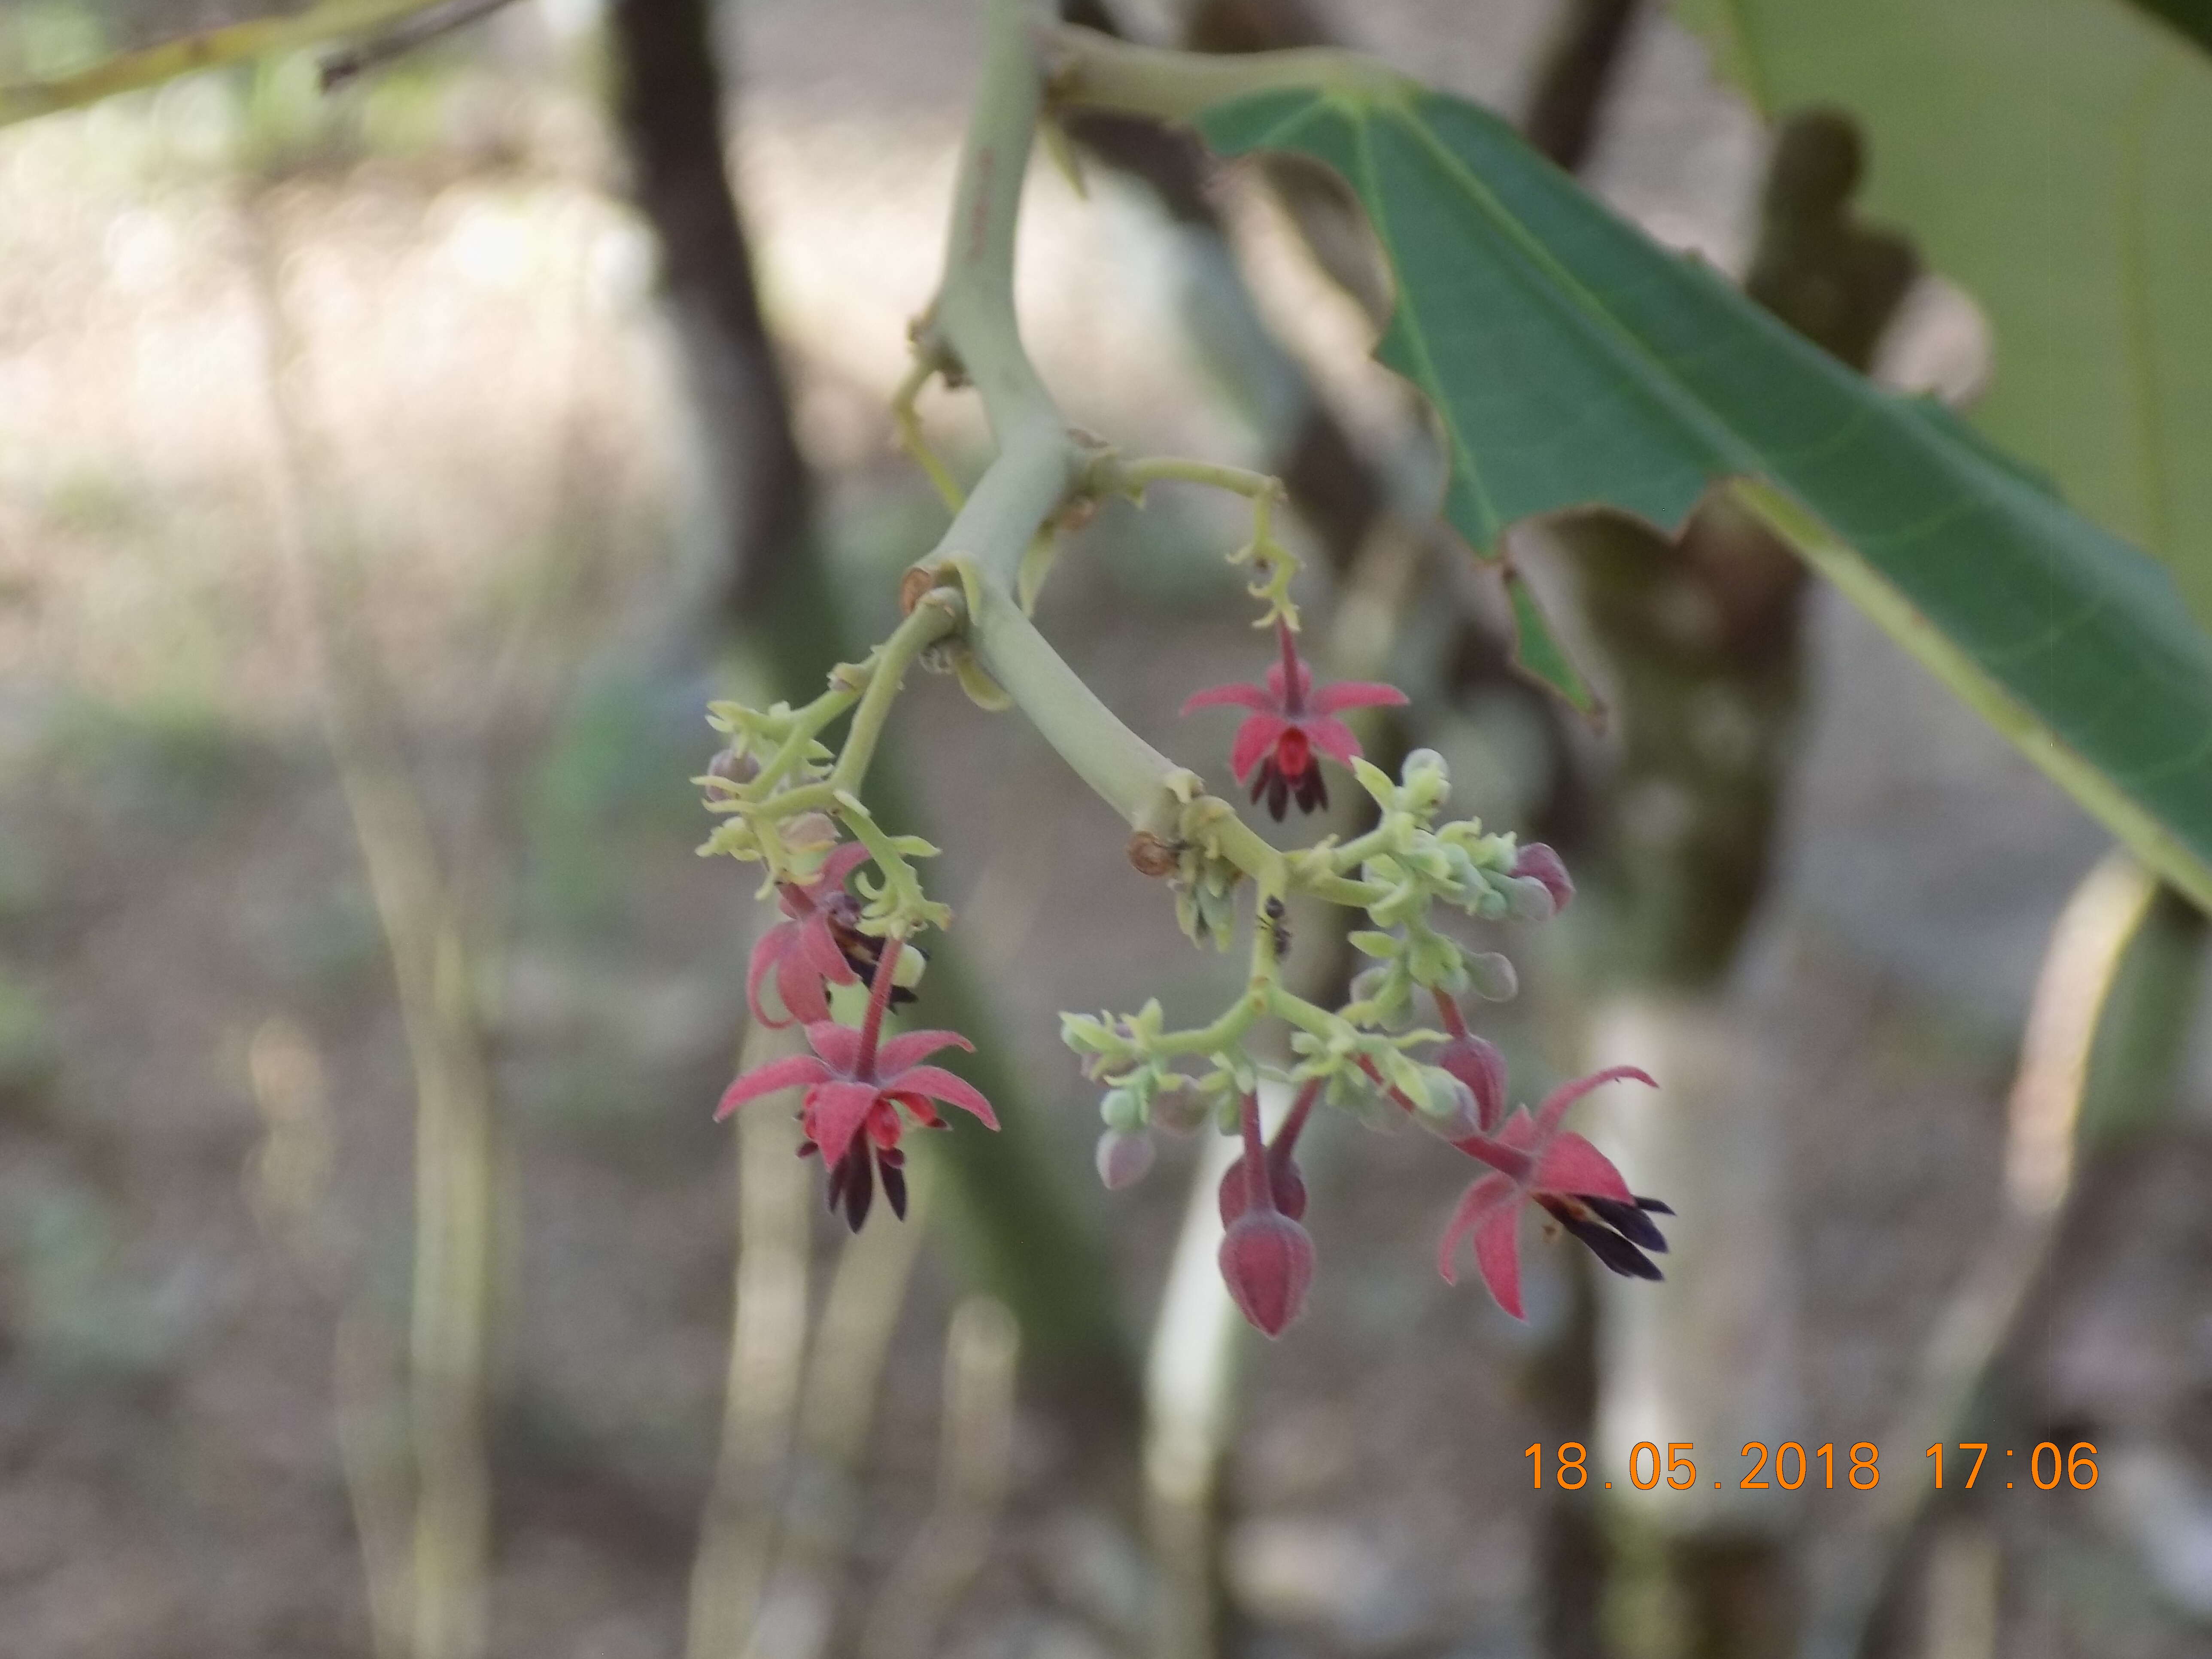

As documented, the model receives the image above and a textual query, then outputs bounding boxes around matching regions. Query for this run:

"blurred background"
[0,1,2209,1656]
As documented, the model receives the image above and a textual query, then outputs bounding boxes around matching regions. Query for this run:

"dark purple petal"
[1538,1197,1663,1282]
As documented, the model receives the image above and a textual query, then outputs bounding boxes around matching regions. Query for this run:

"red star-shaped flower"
[718,938,996,1230]
[1437,1066,1671,1319]
[747,843,877,1028]
[1181,619,1407,820]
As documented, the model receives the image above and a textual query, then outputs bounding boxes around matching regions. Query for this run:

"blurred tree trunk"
[609,0,809,646]
[605,0,1138,1423]
[1573,110,1915,1659]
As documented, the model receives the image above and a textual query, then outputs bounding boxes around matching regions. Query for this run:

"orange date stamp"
[1523,1440,2100,1492]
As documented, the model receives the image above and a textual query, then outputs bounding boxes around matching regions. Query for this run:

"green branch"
[0,0,445,127]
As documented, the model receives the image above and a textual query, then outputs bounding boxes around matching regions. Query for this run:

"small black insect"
[1262,896,1292,960]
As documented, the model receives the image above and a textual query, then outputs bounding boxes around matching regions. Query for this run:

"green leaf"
[1503,567,1601,720]
[1195,85,2212,911]
[2121,0,2212,55]
[1673,0,2212,625]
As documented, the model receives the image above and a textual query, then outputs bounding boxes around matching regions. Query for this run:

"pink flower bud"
[1096,1128,1156,1190]
[1511,843,1574,915]
[1218,1210,1315,1337]
[1436,1033,1507,1133]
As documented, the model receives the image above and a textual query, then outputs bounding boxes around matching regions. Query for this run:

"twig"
[686,1025,816,1659]
[1804,852,2165,1659]
[245,1019,411,1659]
[243,199,497,1659]
[742,1161,937,1659]
[858,1297,1022,1659]
[319,0,523,89]
[0,0,440,127]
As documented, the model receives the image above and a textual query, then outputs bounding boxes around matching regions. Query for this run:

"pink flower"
[1431,991,1507,1133]
[1181,619,1407,820]
[718,938,995,1230]
[747,843,912,1028]
[1437,1067,1670,1320]
[1217,1085,1319,1337]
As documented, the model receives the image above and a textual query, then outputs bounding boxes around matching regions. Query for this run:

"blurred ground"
[0,2,2208,1657]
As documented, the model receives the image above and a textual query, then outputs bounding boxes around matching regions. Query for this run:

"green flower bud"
[1467,950,1519,1002]
[1100,1087,1144,1133]
[1504,874,1556,921]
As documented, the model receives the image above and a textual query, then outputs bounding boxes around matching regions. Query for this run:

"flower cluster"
[699,604,990,1230]
[694,450,1669,1328]
[1063,615,1670,1334]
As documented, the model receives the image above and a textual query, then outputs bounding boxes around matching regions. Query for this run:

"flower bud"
[891,942,927,990]
[1511,842,1575,915]
[1096,1128,1155,1190]
[1413,1068,1484,1139]
[1218,1211,1315,1337]
[1467,950,1519,1002]
[1400,748,1450,811]
[706,745,758,787]
[1504,875,1556,921]
[1099,1087,1144,1133]
[782,811,839,851]
[1435,1032,1507,1132]
[1149,1088,1209,1137]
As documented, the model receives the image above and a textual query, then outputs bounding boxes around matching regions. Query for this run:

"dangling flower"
[1430,991,1507,1133]
[1181,619,1407,821]
[1218,1077,1316,1225]
[1436,1066,1671,1319]
[717,938,995,1231]
[746,843,918,1027]
[1217,1085,1319,1336]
